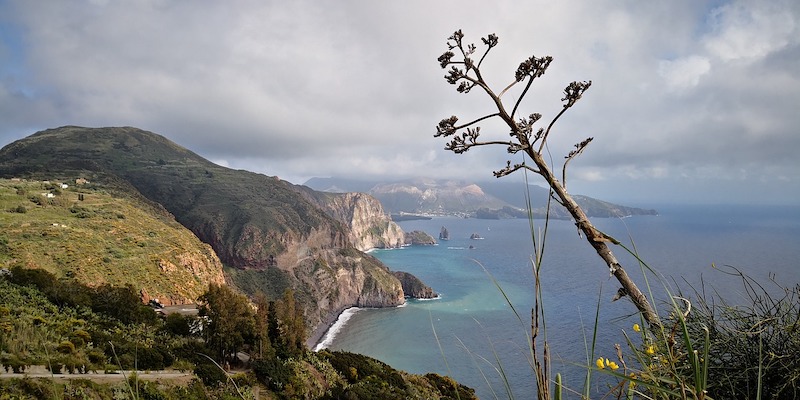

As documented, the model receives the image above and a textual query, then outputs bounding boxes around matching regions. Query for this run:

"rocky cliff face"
[315,192,406,251]
[392,271,437,299]
[293,246,405,343]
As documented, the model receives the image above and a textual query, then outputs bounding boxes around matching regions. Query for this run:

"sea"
[316,204,800,399]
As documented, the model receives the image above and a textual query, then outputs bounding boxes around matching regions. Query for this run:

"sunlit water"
[320,205,800,399]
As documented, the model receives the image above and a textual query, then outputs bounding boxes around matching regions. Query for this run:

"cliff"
[310,191,406,251]
[392,271,438,299]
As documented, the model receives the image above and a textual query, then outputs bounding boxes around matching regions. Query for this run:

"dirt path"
[0,366,194,385]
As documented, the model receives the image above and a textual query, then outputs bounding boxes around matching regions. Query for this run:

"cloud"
[658,56,711,90]
[704,1,798,63]
[0,0,798,205]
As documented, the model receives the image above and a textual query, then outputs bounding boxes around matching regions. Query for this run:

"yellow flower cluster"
[596,357,619,370]
[633,323,641,332]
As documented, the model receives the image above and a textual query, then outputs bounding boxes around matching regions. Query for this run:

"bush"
[71,329,91,348]
[87,348,106,366]
[163,313,191,336]
[0,376,55,398]
[253,357,291,391]
[194,362,227,387]
[57,340,76,354]
[1,354,28,373]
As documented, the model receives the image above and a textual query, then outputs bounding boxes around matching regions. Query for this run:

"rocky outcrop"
[392,271,437,299]
[404,230,437,246]
[316,192,406,251]
[299,248,406,343]
[439,226,450,240]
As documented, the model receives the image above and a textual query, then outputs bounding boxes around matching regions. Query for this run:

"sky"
[1,0,798,206]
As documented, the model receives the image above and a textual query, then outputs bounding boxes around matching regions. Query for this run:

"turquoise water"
[324,205,800,398]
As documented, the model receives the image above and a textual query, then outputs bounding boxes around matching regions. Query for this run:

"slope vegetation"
[0,177,224,304]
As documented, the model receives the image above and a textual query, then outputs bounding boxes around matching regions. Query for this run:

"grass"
[0,178,224,304]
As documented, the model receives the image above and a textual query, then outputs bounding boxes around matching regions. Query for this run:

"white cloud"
[704,1,798,63]
[658,56,711,91]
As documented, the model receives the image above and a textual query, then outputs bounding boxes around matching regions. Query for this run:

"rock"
[392,271,437,299]
[439,226,450,240]
[315,192,406,251]
[404,230,437,246]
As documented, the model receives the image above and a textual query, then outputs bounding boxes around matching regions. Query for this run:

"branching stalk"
[436,30,661,328]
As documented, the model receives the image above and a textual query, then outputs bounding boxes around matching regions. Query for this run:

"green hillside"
[0,177,224,304]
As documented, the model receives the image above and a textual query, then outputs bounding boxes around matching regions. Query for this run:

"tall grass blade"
[430,310,461,400]
[583,286,603,399]
[455,335,501,400]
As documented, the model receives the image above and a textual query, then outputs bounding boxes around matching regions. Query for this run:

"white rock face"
[323,192,405,251]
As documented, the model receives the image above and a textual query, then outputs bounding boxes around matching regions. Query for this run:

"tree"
[198,283,257,364]
[271,288,306,358]
[435,30,659,327]
[252,292,275,359]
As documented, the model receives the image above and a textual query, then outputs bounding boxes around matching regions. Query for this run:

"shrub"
[253,357,291,391]
[163,313,191,336]
[71,329,91,348]
[194,362,227,387]
[57,340,76,354]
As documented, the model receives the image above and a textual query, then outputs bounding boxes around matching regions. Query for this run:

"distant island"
[305,177,658,219]
[391,213,433,221]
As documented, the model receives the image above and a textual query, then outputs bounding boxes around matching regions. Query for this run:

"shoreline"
[306,306,348,349]
[307,296,438,351]
[308,306,360,351]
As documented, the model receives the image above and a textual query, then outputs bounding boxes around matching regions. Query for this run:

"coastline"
[306,306,348,349]
[308,306,361,351]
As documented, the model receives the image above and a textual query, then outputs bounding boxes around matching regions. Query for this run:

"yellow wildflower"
[608,361,620,370]
[646,345,656,355]
[633,323,641,332]
[628,373,637,389]
[596,357,605,369]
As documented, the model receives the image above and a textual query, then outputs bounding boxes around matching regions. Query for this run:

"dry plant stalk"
[435,30,660,327]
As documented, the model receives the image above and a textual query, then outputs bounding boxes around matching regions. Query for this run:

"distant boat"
[439,226,450,241]
[470,233,484,240]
